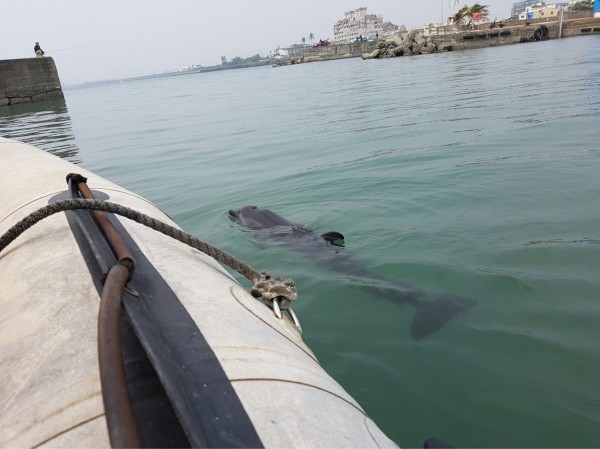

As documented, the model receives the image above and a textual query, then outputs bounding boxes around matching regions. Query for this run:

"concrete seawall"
[0,57,64,107]
[303,42,379,62]
[431,17,600,52]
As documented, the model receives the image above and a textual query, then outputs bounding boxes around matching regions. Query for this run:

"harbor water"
[1,36,599,447]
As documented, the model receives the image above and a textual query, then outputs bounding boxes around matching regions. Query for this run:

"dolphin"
[228,205,476,340]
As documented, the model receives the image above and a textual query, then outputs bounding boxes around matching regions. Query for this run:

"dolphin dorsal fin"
[321,231,345,247]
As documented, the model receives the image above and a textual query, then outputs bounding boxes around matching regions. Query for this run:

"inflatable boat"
[0,137,398,448]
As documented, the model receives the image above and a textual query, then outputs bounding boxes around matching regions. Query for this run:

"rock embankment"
[362,30,443,60]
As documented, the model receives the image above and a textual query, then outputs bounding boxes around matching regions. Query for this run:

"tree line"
[220,54,265,66]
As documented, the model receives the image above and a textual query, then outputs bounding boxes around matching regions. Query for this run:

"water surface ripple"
[2,36,600,448]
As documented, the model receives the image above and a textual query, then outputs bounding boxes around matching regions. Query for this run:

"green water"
[2,36,599,447]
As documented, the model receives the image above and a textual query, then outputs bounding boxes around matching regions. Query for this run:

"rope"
[0,199,298,306]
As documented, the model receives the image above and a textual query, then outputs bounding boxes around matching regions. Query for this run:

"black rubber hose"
[98,262,141,448]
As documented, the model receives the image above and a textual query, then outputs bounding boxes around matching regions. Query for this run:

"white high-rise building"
[333,7,396,43]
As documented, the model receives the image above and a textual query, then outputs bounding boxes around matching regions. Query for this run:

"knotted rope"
[251,271,297,311]
[0,199,298,308]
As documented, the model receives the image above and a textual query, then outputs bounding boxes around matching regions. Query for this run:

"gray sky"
[2,0,518,85]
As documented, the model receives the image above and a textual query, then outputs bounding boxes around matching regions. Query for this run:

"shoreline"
[3,16,600,95]
[302,16,600,63]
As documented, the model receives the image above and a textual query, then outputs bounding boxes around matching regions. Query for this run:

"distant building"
[382,21,400,36]
[285,43,311,57]
[511,0,544,18]
[333,7,398,43]
[271,47,289,58]
[520,3,559,19]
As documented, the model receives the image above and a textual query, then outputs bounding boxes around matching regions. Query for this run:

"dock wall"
[0,57,64,107]
[432,17,600,51]
[303,42,379,62]
[429,23,556,52]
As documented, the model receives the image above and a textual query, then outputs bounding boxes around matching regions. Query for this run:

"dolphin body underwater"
[228,205,476,340]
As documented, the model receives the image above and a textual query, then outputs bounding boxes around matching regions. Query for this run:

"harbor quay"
[0,57,64,107]
[298,16,600,62]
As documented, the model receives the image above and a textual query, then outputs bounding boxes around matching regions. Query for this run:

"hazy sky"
[2,0,518,85]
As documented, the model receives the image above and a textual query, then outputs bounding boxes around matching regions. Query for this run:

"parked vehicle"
[313,39,331,47]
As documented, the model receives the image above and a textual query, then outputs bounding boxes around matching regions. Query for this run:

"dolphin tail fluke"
[361,286,476,339]
[410,294,477,340]
[320,231,345,247]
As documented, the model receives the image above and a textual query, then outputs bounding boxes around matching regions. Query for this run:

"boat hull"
[0,137,397,448]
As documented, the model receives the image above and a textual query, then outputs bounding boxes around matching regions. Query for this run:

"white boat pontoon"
[0,137,398,448]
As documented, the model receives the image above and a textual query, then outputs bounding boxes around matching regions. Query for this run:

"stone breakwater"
[0,57,64,107]
[363,30,440,59]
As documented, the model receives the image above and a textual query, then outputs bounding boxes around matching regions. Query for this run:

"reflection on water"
[0,99,81,163]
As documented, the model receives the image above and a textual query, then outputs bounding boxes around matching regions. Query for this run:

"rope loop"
[0,199,301,330]
[250,271,297,308]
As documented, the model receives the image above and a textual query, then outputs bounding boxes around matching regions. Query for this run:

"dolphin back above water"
[229,205,345,246]
[228,205,476,340]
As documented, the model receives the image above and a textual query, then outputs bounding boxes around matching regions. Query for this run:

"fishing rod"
[46,46,89,53]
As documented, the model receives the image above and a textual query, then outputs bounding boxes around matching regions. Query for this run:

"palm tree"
[466,4,489,28]
[308,33,315,43]
[301,37,306,46]
[449,5,469,29]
